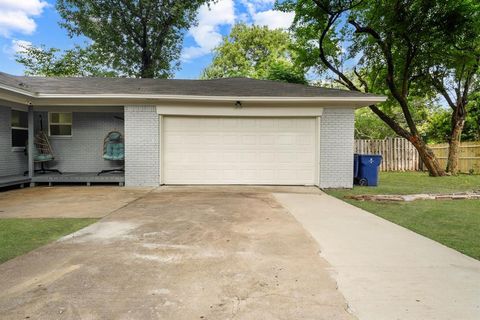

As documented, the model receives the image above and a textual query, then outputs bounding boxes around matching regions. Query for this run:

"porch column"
[27,105,34,179]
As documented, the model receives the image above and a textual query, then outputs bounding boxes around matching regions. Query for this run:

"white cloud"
[181,0,294,61]
[252,10,294,29]
[11,39,32,53]
[240,0,274,16]
[0,0,48,37]
[182,0,235,61]
[240,0,293,29]
[3,39,32,57]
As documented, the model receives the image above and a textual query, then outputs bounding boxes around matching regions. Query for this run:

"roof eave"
[0,83,387,106]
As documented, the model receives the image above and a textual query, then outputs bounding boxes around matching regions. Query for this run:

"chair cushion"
[108,132,122,141]
[104,142,124,161]
[34,154,53,162]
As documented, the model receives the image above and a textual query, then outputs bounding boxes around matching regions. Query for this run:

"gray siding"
[35,111,124,172]
[319,108,355,188]
[0,105,27,177]
[124,106,159,187]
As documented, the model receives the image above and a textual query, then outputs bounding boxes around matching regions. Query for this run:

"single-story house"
[0,72,385,188]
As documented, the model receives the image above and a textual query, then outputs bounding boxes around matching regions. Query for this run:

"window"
[49,112,72,137]
[11,110,28,148]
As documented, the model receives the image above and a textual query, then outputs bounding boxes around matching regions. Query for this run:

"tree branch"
[429,73,456,110]
[354,67,369,92]
[319,14,360,91]
[368,105,411,139]
[349,18,418,136]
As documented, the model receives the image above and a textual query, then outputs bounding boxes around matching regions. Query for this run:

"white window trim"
[11,110,28,150]
[48,112,73,138]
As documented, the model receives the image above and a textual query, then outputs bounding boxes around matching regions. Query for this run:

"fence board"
[355,138,480,173]
[428,141,480,173]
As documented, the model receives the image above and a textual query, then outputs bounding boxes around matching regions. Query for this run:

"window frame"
[48,112,73,138]
[11,109,28,151]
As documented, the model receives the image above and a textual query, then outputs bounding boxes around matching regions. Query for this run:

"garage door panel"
[163,117,316,185]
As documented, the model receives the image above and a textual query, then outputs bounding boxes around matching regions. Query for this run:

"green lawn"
[327,172,480,260]
[0,218,98,263]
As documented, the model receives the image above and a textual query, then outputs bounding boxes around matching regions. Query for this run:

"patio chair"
[98,131,125,175]
[24,116,62,175]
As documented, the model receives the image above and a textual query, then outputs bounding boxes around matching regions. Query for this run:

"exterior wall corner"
[124,105,159,187]
[319,108,355,189]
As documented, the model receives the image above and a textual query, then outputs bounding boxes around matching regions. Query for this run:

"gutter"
[0,83,387,105]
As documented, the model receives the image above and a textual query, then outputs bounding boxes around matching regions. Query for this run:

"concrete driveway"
[0,187,354,320]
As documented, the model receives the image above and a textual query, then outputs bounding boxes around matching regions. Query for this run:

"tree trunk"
[446,115,466,175]
[368,105,446,176]
[140,48,154,78]
[408,135,446,176]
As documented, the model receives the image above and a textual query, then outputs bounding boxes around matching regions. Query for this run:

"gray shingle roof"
[0,72,381,98]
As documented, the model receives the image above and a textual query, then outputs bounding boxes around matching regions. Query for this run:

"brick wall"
[0,105,27,177]
[319,108,355,188]
[3,104,355,188]
[34,112,124,172]
[124,106,159,186]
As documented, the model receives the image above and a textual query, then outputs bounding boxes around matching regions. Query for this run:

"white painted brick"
[38,111,124,172]
[319,108,355,188]
[124,105,159,186]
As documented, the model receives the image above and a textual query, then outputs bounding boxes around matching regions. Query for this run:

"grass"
[327,172,480,260]
[0,218,98,263]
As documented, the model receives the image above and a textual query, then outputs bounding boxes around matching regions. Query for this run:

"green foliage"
[56,0,210,78]
[355,108,395,139]
[16,45,116,77]
[276,0,344,78]
[202,24,306,84]
[425,108,480,144]
[277,0,479,133]
[0,218,97,263]
[266,61,308,84]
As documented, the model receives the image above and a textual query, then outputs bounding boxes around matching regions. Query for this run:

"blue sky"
[0,0,294,79]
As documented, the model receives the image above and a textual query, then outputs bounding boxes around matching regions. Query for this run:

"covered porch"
[22,105,125,187]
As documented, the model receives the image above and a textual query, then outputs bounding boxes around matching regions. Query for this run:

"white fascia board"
[156,105,324,117]
[0,84,35,97]
[36,93,387,103]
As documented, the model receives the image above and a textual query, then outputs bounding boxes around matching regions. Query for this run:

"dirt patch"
[347,191,480,202]
[0,186,152,218]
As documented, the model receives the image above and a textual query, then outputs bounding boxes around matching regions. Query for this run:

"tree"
[202,24,306,84]
[278,0,479,176]
[56,0,211,78]
[16,45,116,77]
[425,94,480,144]
[424,31,479,173]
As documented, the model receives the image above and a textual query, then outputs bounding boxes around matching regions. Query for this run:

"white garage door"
[162,117,317,185]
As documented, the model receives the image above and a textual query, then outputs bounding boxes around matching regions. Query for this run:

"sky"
[0,0,295,79]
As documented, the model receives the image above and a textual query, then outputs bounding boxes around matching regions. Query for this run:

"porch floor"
[0,175,30,188]
[31,172,124,186]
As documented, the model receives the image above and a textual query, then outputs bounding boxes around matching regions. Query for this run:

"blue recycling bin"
[354,154,382,186]
[353,154,360,179]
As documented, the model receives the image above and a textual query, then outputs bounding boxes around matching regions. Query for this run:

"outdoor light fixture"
[234,101,243,109]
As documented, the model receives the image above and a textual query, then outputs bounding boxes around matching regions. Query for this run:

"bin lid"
[358,154,382,166]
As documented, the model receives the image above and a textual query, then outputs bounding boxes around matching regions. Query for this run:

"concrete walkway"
[274,192,480,320]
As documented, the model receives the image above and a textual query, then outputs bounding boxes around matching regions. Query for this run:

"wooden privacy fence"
[355,138,420,171]
[355,138,480,173]
[428,141,480,174]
